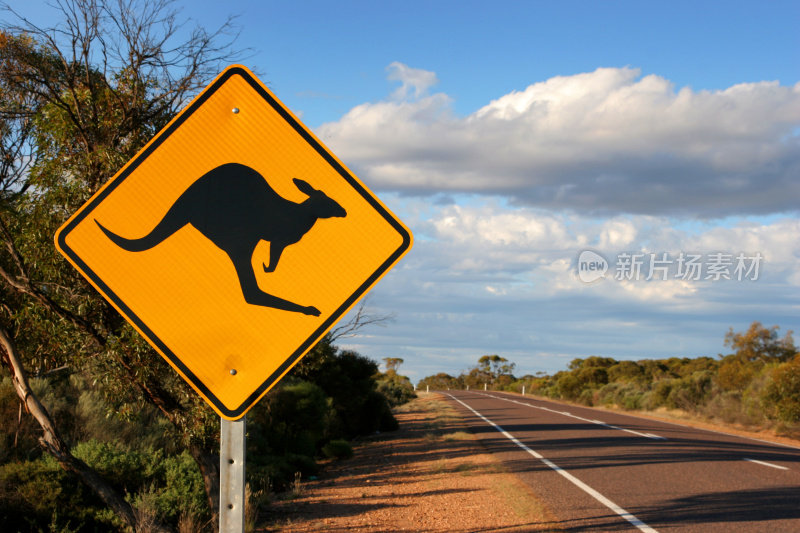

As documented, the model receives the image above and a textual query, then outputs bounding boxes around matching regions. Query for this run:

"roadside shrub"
[595,382,620,406]
[153,451,207,522]
[717,357,756,391]
[577,366,609,388]
[73,378,173,452]
[0,455,115,531]
[321,439,353,460]
[246,380,329,490]
[556,374,581,401]
[596,382,645,410]
[73,440,155,490]
[639,360,671,382]
[608,361,644,383]
[703,390,759,427]
[762,356,800,423]
[621,391,643,411]
[650,380,673,408]
[666,372,714,412]
[640,390,659,410]
[377,375,417,407]
[248,453,318,492]
[0,375,206,530]
[72,440,207,525]
[538,381,559,398]
[359,390,399,433]
[578,389,594,406]
[417,372,460,391]
[291,342,400,439]
[261,381,329,457]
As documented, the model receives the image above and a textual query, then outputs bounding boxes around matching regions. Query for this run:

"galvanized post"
[220,417,246,533]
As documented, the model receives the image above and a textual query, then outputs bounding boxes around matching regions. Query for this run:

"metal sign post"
[220,417,246,532]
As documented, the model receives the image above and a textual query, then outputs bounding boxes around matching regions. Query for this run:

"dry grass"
[442,431,474,441]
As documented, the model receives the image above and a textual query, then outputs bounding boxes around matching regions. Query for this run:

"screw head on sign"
[232,107,240,114]
[230,369,237,376]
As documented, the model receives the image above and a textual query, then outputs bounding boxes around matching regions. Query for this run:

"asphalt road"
[442,390,800,532]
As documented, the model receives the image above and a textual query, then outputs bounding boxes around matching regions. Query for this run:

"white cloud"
[378,198,800,320]
[430,204,572,247]
[386,62,439,100]
[689,219,800,261]
[616,279,698,301]
[319,65,800,217]
[485,285,507,296]
[597,218,639,249]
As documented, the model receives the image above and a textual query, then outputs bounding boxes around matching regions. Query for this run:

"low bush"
[376,376,417,407]
[322,439,353,460]
[0,455,109,531]
[665,371,714,412]
[0,441,206,530]
[577,388,594,406]
[762,355,800,423]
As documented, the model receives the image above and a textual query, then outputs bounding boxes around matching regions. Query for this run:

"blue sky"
[232,0,800,127]
[16,0,800,381]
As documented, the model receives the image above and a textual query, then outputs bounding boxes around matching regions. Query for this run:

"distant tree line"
[417,354,517,391]
[418,322,800,436]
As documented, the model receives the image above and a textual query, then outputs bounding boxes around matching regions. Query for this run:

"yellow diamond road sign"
[55,65,412,420]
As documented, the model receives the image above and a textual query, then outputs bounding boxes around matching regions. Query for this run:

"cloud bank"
[317,64,800,378]
[319,65,800,217]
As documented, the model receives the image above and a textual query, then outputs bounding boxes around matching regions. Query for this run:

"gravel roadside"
[261,393,559,532]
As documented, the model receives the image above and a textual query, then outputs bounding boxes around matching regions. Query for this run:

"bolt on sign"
[55,65,412,420]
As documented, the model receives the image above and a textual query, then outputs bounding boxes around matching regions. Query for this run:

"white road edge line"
[744,458,789,470]
[445,393,659,533]
[481,392,667,441]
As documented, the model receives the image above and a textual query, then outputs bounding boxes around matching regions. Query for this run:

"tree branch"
[0,215,106,346]
[329,298,395,343]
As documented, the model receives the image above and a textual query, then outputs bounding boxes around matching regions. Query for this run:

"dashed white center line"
[744,458,789,470]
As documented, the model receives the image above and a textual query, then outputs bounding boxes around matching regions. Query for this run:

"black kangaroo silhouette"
[95,162,346,316]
